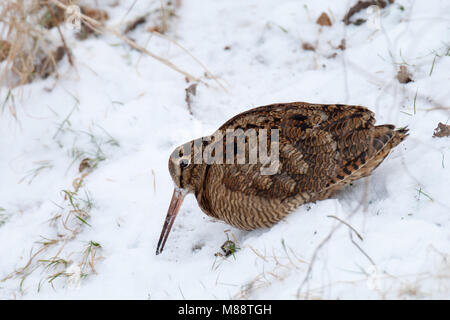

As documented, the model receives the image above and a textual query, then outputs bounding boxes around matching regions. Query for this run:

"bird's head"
[156,140,198,255]
[167,141,197,193]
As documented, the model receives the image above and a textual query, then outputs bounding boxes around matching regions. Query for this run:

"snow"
[0,0,449,299]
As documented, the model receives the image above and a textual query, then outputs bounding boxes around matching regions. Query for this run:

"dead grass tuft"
[0,0,74,88]
[1,0,221,95]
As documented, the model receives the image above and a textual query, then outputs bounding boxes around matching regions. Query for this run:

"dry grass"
[49,0,202,82]
[0,123,120,293]
[0,0,224,104]
[0,0,74,89]
[1,168,101,293]
[0,0,210,295]
[233,240,308,299]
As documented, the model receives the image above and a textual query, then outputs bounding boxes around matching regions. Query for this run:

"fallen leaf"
[79,158,93,173]
[317,12,332,26]
[433,122,450,138]
[302,42,316,51]
[397,65,413,84]
[0,40,11,62]
[343,0,393,25]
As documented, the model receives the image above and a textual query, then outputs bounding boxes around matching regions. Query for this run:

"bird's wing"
[215,102,378,200]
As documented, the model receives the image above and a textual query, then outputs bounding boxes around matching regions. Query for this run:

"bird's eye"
[180,159,189,169]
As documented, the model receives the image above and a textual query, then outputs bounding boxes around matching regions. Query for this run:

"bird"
[156,102,408,255]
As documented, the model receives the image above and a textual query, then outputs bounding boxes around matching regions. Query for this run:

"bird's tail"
[390,126,409,148]
[373,125,409,153]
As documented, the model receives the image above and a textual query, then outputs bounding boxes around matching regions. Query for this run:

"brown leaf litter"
[343,0,395,26]
[302,42,316,51]
[433,123,450,138]
[397,65,413,84]
[316,12,332,26]
[0,40,11,62]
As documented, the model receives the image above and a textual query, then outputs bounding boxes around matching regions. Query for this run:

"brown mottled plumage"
[156,102,408,254]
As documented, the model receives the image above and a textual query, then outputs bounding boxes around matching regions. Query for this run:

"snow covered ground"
[0,0,449,299]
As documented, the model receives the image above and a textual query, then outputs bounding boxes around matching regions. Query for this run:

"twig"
[159,0,168,34]
[119,0,138,26]
[296,224,337,297]
[327,215,364,241]
[349,231,376,265]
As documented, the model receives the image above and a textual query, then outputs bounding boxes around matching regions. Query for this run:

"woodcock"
[156,102,408,255]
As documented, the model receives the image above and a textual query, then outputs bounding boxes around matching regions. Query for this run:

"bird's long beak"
[156,188,186,255]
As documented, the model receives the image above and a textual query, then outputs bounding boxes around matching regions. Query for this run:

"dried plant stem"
[296,200,366,298]
[49,0,201,83]
[45,2,73,66]
[327,215,363,241]
[151,31,229,92]
[349,231,375,266]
